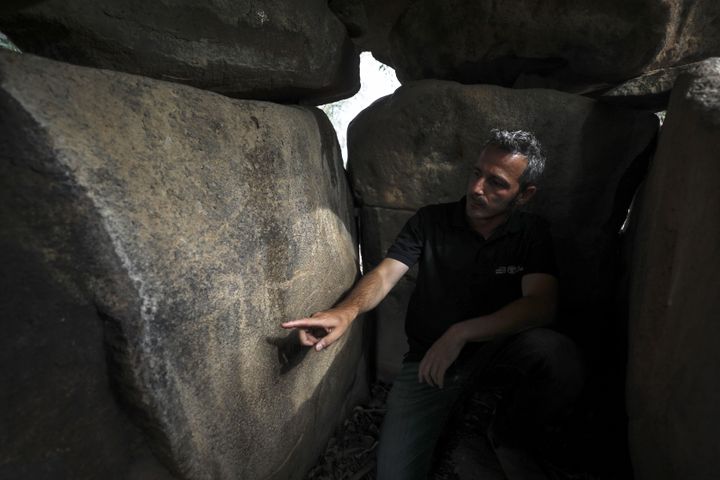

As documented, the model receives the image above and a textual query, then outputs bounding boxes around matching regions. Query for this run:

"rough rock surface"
[0,51,366,480]
[0,0,44,15]
[601,59,718,111]
[348,79,658,379]
[347,0,415,66]
[329,0,368,39]
[627,58,720,480]
[0,0,359,104]
[363,0,720,93]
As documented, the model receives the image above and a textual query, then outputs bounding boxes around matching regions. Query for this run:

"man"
[282,129,583,479]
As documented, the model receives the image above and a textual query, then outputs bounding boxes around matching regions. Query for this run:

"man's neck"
[466,211,511,239]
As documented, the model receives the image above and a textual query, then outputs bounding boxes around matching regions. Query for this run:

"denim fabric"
[376,328,584,480]
[376,361,466,479]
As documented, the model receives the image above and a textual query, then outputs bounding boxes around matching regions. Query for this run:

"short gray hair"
[484,129,546,190]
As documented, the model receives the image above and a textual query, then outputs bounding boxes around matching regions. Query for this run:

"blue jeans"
[376,328,584,480]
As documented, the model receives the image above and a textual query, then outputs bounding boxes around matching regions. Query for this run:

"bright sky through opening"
[321,52,401,165]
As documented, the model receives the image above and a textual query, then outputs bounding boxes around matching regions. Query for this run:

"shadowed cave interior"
[1,2,720,480]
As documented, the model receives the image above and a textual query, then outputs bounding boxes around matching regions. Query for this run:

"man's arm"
[418,272,558,387]
[281,257,409,351]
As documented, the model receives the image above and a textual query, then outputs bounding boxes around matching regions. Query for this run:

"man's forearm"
[282,258,408,351]
[451,294,555,344]
[334,268,396,319]
[417,293,555,389]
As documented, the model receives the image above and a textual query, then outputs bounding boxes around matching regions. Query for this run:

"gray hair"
[484,129,546,190]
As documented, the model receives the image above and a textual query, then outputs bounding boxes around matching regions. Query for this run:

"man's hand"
[418,325,466,388]
[280,258,409,353]
[281,308,355,352]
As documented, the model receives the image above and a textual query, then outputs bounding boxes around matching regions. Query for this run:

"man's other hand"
[418,325,466,388]
[281,308,354,352]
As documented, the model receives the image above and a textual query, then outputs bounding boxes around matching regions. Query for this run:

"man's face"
[465,145,535,222]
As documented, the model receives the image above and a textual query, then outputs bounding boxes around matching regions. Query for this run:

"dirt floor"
[304,382,602,480]
[304,382,389,480]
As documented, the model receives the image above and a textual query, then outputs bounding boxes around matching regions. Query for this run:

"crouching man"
[282,129,584,479]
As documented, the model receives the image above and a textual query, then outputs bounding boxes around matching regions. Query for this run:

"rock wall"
[0,0,44,15]
[627,58,720,480]
[3,1,720,479]
[348,79,658,380]
[0,51,366,480]
[390,0,720,89]
[345,0,720,102]
[0,0,359,104]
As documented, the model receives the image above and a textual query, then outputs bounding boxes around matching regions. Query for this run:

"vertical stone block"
[0,51,365,479]
[627,58,720,480]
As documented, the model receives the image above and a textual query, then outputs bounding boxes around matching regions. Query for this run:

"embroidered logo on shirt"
[495,265,524,275]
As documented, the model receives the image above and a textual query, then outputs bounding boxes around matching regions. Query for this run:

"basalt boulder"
[360,0,720,94]
[346,0,415,67]
[0,51,365,480]
[600,59,715,111]
[0,0,44,15]
[348,79,658,378]
[627,58,720,480]
[0,0,359,104]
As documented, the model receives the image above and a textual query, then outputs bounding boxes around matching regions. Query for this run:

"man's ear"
[517,185,537,205]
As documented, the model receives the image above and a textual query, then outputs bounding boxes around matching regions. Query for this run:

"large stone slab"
[348,79,658,376]
[601,59,718,111]
[0,51,366,480]
[0,0,359,104]
[360,0,720,93]
[345,0,415,66]
[0,0,44,15]
[627,59,720,480]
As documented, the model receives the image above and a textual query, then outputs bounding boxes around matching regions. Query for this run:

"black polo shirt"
[386,197,557,361]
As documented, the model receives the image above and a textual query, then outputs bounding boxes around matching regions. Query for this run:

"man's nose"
[471,178,485,195]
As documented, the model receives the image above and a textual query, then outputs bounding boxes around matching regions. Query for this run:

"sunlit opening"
[321,52,400,166]
[0,31,20,52]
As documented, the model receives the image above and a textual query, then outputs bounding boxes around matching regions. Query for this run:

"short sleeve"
[523,220,558,276]
[386,210,424,268]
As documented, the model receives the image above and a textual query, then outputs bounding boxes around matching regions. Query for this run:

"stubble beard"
[466,191,521,223]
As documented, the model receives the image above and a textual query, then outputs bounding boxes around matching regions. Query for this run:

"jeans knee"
[508,328,584,390]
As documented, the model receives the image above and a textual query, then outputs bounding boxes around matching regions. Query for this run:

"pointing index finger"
[281,318,322,329]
